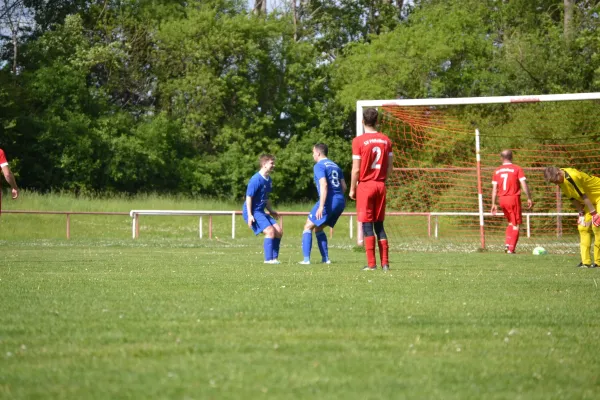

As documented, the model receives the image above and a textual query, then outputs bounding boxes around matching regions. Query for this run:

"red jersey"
[0,148,8,167]
[492,163,526,196]
[352,132,393,182]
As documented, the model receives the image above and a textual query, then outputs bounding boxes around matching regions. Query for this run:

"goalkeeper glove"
[578,211,586,226]
[592,211,600,227]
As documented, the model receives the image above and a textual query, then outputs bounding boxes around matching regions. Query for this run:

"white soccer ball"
[532,246,548,255]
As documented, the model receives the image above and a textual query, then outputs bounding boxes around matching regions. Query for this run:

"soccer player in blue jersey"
[243,154,283,264]
[299,143,347,265]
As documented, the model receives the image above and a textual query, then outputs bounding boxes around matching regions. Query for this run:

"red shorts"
[499,195,522,225]
[357,181,387,222]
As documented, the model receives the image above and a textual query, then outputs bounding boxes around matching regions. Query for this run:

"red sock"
[378,239,389,266]
[510,229,520,252]
[364,236,377,267]
[505,225,513,249]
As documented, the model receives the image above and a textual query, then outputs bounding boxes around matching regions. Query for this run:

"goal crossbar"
[356,92,600,135]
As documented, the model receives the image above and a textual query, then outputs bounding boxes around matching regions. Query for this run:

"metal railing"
[0,210,129,239]
[1,209,580,241]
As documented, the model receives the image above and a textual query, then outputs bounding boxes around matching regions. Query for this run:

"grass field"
[1,238,600,399]
[1,191,599,398]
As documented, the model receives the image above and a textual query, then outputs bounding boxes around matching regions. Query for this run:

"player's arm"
[385,153,393,182]
[349,159,360,200]
[265,199,278,219]
[571,199,588,226]
[245,195,255,227]
[341,178,347,194]
[574,191,600,226]
[490,182,498,215]
[579,193,597,215]
[520,179,533,209]
[1,165,18,199]
[316,177,327,220]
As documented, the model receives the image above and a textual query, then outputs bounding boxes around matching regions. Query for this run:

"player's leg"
[357,182,377,270]
[361,221,377,270]
[374,221,389,269]
[314,225,329,263]
[272,222,283,262]
[301,218,316,264]
[510,199,522,253]
[591,224,600,268]
[373,183,389,269]
[262,225,275,263]
[578,222,593,267]
[500,196,519,253]
[254,212,278,263]
[577,213,593,267]
[317,199,345,264]
[301,202,327,264]
[499,197,512,252]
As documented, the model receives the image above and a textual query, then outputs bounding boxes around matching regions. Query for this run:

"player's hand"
[269,210,279,219]
[11,188,18,199]
[490,205,497,216]
[578,212,586,227]
[316,206,323,220]
[527,199,533,209]
[592,211,600,227]
[349,189,355,200]
[247,215,255,228]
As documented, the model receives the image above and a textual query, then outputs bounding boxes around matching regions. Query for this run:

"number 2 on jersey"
[371,146,382,170]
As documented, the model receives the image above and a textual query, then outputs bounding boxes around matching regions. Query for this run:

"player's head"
[259,154,276,173]
[363,108,378,128]
[544,166,564,184]
[313,143,328,162]
[500,149,513,162]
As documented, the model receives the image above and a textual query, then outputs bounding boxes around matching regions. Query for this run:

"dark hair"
[314,143,328,156]
[259,154,275,167]
[363,107,378,127]
[544,166,561,182]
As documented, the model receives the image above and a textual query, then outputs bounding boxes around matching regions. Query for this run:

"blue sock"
[273,238,281,259]
[264,238,274,261]
[302,230,312,262]
[316,230,328,262]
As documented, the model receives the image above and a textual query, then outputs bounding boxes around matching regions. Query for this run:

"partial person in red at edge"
[349,107,393,272]
[0,148,19,200]
[490,150,533,254]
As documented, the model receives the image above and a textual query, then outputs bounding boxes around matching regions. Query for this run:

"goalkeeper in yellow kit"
[544,167,600,268]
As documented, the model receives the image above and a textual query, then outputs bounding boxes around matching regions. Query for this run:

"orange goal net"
[356,94,600,253]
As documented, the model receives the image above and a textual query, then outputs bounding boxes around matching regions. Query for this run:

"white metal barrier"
[129,210,237,239]
[429,212,578,239]
[129,210,579,241]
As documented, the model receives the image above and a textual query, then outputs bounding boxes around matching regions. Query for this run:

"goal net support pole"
[475,128,485,249]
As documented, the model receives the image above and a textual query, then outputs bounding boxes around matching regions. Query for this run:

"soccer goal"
[356,93,600,253]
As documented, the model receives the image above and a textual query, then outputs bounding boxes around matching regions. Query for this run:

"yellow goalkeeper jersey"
[560,168,600,206]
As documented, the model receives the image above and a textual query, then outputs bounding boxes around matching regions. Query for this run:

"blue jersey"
[243,172,272,213]
[314,159,344,202]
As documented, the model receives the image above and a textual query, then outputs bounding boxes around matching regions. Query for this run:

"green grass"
[1,238,600,399]
[1,191,597,398]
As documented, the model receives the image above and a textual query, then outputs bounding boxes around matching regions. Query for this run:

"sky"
[246,0,413,13]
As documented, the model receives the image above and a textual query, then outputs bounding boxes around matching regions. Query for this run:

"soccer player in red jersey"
[0,148,19,200]
[349,108,393,271]
[490,150,533,254]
